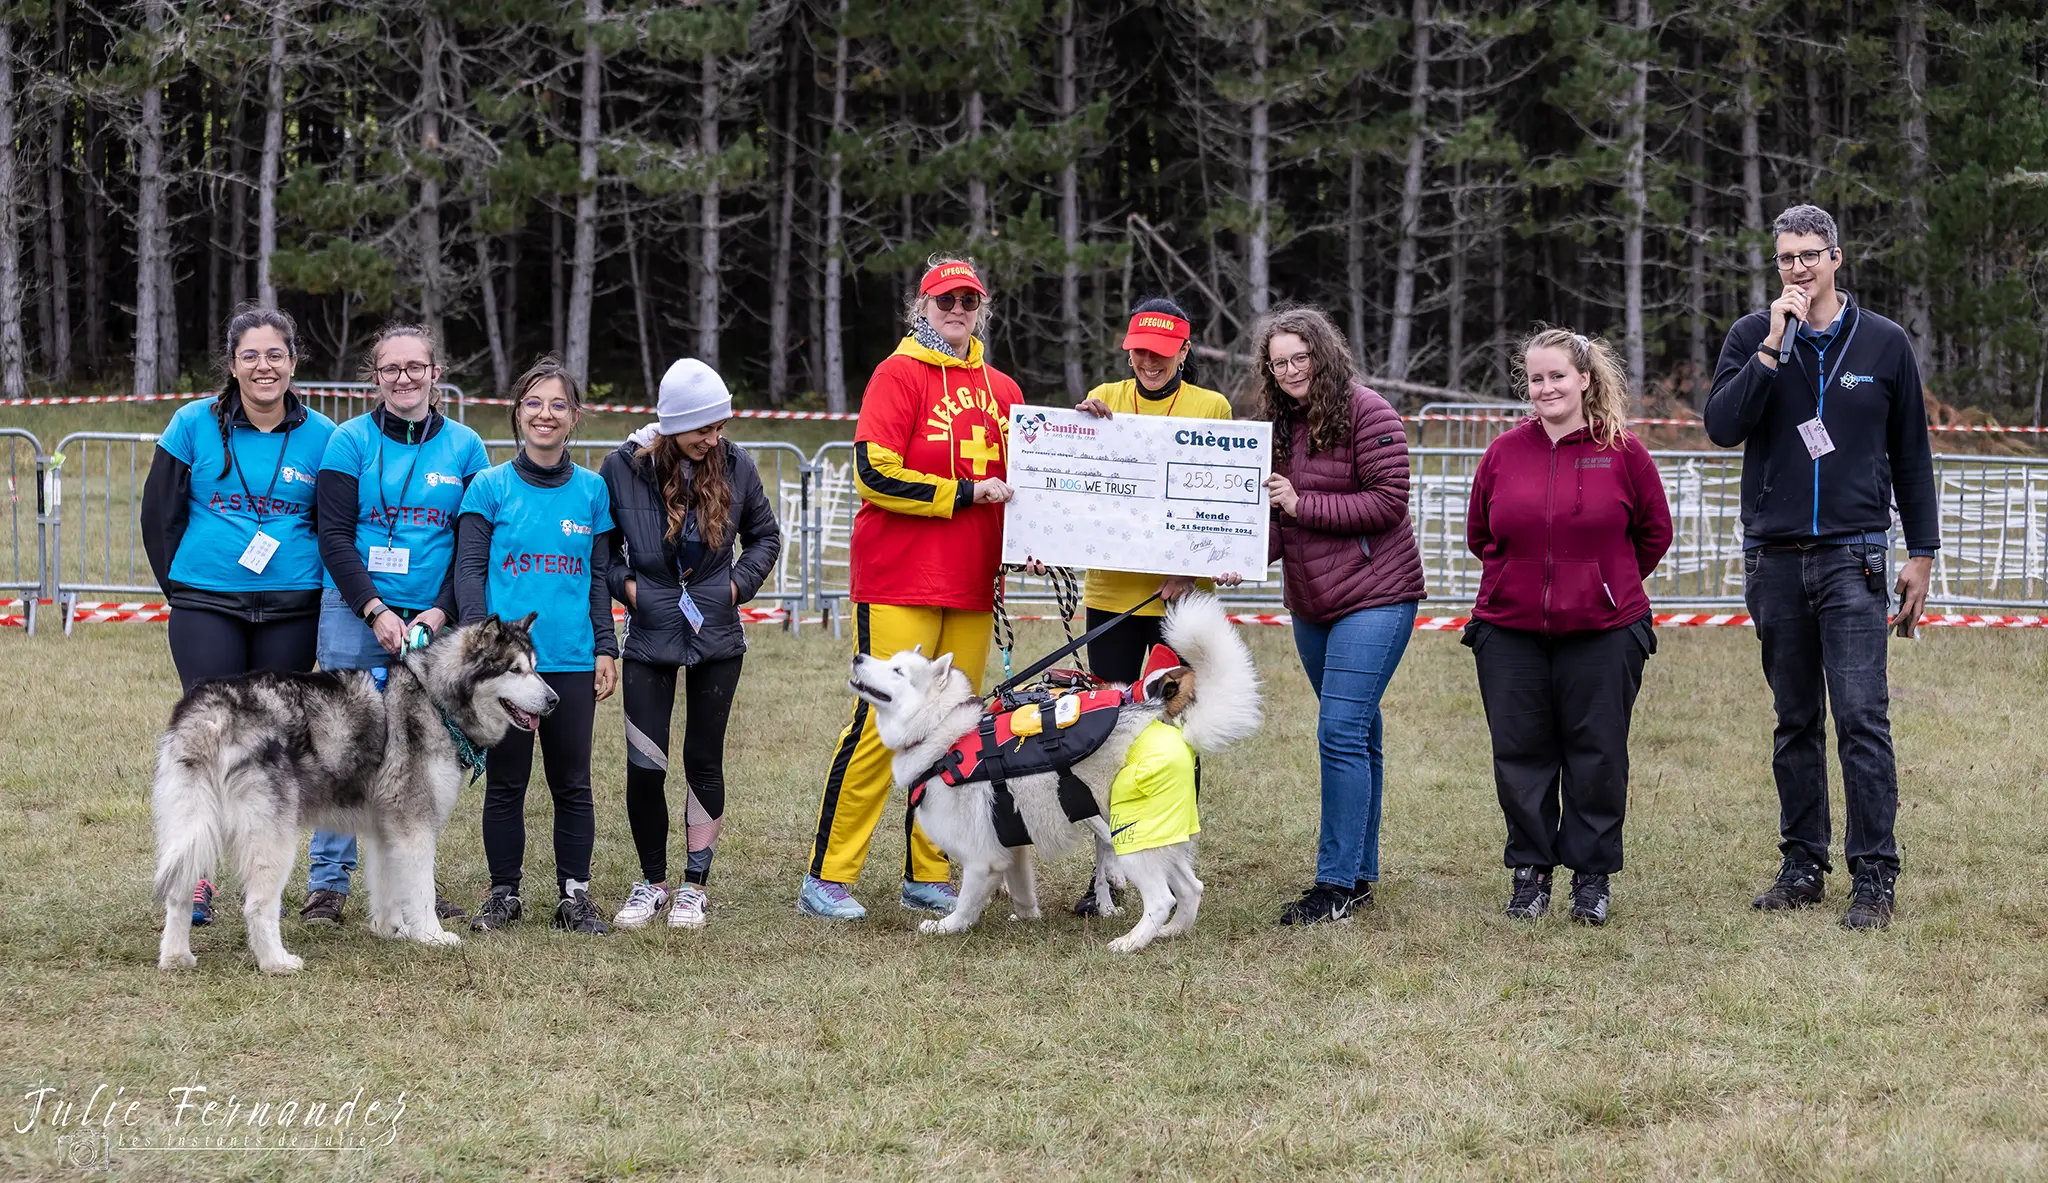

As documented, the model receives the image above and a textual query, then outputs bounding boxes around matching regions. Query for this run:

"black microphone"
[1779,314,1799,365]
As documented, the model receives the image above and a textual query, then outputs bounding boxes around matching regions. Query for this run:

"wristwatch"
[361,600,388,623]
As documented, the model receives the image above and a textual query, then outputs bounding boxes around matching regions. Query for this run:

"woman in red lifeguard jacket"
[798,256,1026,921]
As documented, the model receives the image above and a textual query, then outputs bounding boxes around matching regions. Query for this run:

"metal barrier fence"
[12,431,2048,634]
[296,381,468,425]
[1413,402,1524,449]
[1,428,46,633]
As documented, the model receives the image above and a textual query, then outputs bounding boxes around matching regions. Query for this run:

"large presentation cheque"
[1000,406,1272,579]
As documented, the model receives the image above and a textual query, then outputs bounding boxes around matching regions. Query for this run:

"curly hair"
[1514,327,1632,449]
[1249,305,1357,464]
[642,433,733,553]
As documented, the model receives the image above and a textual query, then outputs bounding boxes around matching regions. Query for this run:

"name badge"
[237,529,280,574]
[1797,417,1836,460]
[368,546,411,574]
[678,586,705,633]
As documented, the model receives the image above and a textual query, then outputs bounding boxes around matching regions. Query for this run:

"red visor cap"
[920,262,988,297]
[1122,312,1192,356]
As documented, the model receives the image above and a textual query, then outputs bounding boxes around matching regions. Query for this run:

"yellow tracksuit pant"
[808,602,993,885]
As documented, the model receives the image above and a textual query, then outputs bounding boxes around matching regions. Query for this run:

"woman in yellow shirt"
[1071,296,1239,914]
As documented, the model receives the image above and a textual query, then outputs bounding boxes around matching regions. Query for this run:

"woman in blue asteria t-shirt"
[455,357,619,936]
[140,305,337,927]
[299,324,491,928]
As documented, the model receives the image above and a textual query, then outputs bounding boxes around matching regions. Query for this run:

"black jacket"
[139,384,322,621]
[1704,294,1940,555]
[599,437,782,666]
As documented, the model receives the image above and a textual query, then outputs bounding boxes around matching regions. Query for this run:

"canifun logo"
[1839,373,1876,389]
[559,519,593,537]
[279,466,315,485]
[1015,412,1096,445]
[423,472,462,488]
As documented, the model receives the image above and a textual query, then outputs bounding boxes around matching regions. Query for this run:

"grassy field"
[3,619,2047,1180]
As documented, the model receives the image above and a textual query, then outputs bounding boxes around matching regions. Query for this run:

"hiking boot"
[1072,880,1122,917]
[1278,882,1355,926]
[612,880,671,929]
[1351,881,1376,910]
[1751,857,1826,911]
[553,887,611,935]
[300,889,346,927]
[435,894,466,921]
[1505,867,1553,919]
[798,875,867,921]
[1840,868,1897,931]
[1569,872,1611,926]
[470,887,523,932]
[668,884,709,929]
[191,879,217,926]
[900,879,959,915]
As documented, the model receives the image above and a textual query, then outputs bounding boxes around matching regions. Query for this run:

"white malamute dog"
[849,593,1262,952]
[152,614,557,973]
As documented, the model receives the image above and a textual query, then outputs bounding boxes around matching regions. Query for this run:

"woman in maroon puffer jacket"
[1254,306,1427,927]
[1463,328,1672,928]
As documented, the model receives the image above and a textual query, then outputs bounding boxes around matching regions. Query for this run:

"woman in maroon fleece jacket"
[1463,328,1672,926]
[1255,306,1427,927]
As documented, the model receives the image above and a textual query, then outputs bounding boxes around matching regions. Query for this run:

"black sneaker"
[434,894,467,921]
[553,889,611,935]
[1569,872,1610,926]
[1751,857,1826,910]
[300,889,346,927]
[470,888,523,932]
[1840,869,1896,931]
[1350,881,1375,910]
[1278,883,1354,926]
[1505,866,1552,919]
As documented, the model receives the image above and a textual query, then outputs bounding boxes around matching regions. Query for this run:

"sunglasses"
[932,293,981,312]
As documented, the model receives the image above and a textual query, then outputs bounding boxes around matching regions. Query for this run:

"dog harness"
[908,687,1126,847]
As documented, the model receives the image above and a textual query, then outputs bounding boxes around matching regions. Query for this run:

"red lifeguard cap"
[1138,643,1186,700]
[919,261,987,297]
[1122,311,1192,355]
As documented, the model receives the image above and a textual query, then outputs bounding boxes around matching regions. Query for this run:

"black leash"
[990,590,1161,699]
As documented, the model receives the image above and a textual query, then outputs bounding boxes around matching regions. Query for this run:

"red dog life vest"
[909,687,1127,847]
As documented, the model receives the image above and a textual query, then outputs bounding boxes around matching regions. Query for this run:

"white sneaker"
[613,880,670,929]
[668,884,708,929]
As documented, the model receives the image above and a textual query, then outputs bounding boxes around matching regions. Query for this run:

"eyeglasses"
[519,398,574,415]
[1267,352,1314,375]
[376,362,434,382]
[1774,249,1832,270]
[933,293,981,312]
[237,349,290,366]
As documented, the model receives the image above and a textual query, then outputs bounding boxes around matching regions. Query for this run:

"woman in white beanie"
[599,358,783,929]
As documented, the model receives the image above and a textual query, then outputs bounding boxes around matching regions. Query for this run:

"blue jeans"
[1291,601,1418,885]
[308,589,402,894]
[1743,545,1900,874]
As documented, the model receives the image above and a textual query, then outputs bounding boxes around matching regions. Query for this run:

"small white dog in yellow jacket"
[847,594,1263,952]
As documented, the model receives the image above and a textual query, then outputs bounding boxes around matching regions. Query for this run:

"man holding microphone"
[1705,203,1939,931]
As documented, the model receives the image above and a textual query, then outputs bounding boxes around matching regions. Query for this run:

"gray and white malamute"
[152,615,557,974]
[849,594,1263,952]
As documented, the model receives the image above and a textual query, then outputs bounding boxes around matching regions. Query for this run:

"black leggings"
[622,655,744,885]
[481,669,598,899]
[167,607,319,692]
[1085,607,1167,685]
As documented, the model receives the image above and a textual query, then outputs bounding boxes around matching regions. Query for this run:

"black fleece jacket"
[453,449,618,660]
[316,406,469,617]
[1703,293,1940,555]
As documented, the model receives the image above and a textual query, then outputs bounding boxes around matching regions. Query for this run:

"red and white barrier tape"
[17,392,2048,434]
[15,602,2047,630]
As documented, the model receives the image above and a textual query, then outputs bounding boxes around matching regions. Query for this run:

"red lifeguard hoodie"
[1466,418,1674,635]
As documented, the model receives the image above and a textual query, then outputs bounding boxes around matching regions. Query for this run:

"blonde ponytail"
[1516,327,1632,449]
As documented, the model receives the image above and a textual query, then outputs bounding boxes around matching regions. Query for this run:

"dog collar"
[441,713,488,784]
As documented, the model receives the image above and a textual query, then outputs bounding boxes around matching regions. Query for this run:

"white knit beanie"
[657,358,733,435]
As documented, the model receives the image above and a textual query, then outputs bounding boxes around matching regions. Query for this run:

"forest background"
[0,0,2043,422]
